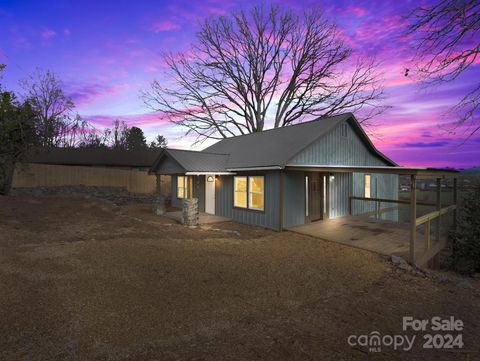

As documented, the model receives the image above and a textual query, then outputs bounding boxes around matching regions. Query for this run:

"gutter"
[185,171,236,175]
[227,166,284,171]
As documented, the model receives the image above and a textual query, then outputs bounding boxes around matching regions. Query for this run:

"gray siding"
[215,172,281,230]
[192,175,205,213]
[283,171,305,228]
[329,173,352,218]
[156,156,185,174]
[288,121,388,166]
[351,172,399,221]
[282,172,399,221]
[215,175,233,218]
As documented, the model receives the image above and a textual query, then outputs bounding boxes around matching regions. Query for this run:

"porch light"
[330,175,335,181]
[207,176,215,182]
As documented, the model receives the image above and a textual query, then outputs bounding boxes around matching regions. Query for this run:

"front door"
[205,175,216,214]
[306,173,327,222]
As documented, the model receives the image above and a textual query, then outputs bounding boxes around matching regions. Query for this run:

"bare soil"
[0,195,479,361]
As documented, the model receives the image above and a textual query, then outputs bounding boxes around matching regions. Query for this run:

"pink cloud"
[345,6,367,17]
[41,28,57,40]
[85,112,169,128]
[151,21,180,33]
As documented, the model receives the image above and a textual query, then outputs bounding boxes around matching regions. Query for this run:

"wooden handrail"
[349,196,440,207]
[415,205,456,226]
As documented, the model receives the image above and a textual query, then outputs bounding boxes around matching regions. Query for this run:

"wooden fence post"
[453,177,458,230]
[410,174,417,265]
[435,178,441,243]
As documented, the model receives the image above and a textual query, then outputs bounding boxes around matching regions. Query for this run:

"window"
[364,174,371,198]
[234,176,248,208]
[249,176,264,210]
[177,176,190,199]
[341,123,348,137]
[234,176,264,210]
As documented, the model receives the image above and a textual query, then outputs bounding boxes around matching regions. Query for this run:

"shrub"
[450,186,480,275]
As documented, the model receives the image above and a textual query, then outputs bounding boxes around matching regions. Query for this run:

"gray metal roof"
[151,113,397,173]
[205,113,356,169]
[27,147,160,167]
[160,149,230,173]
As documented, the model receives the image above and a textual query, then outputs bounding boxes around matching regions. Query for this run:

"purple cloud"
[403,141,451,148]
[151,21,180,32]
[41,28,57,39]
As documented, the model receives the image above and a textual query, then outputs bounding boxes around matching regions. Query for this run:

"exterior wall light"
[207,176,215,182]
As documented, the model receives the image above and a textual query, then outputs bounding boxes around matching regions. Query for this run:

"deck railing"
[349,192,457,267]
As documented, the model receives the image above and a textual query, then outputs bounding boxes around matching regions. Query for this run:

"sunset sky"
[0,0,479,168]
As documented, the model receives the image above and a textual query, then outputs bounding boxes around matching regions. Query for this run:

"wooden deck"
[288,216,434,264]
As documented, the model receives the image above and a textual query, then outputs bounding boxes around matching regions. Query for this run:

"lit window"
[177,176,189,199]
[365,174,371,198]
[234,176,265,210]
[249,176,264,210]
[234,176,247,208]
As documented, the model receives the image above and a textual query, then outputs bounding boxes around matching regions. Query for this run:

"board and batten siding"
[329,172,352,219]
[283,171,305,228]
[215,172,281,230]
[286,120,399,221]
[351,172,399,221]
[288,121,388,167]
[156,156,185,174]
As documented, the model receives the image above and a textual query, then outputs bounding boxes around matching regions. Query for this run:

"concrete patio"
[287,216,429,262]
[165,211,231,225]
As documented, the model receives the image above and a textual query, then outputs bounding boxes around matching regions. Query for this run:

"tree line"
[0,65,166,193]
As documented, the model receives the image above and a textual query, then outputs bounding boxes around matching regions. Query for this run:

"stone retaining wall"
[10,185,162,205]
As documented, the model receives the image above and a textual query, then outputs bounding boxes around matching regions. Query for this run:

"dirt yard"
[1,195,479,361]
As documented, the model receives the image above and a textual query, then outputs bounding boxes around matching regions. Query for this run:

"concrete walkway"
[165,211,231,225]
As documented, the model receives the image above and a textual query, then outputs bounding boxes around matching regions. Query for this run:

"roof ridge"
[206,113,352,145]
[167,148,230,156]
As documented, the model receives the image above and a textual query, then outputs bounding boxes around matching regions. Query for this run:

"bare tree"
[105,119,129,149]
[143,5,386,142]
[406,0,480,137]
[149,135,168,149]
[20,69,75,147]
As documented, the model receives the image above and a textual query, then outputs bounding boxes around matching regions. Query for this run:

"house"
[150,113,400,230]
[12,148,171,196]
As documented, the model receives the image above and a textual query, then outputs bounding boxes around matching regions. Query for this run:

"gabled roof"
[206,113,397,168]
[151,148,231,173]
[151,113,397,173]
[27,147,160,167]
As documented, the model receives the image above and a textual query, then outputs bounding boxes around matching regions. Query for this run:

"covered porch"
[288,215,426,262]
[284,165,459,267]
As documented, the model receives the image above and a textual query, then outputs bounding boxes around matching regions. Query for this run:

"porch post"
[453,177,458,230]
[156,175,162,194]
[410,174,417,265]
[435,178,441,243]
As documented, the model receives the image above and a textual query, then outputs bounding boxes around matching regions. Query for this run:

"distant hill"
[460,167,480,176]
